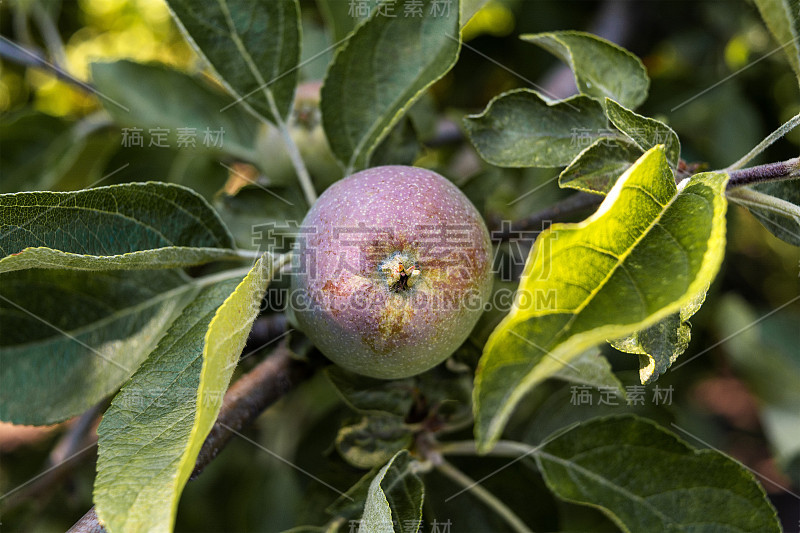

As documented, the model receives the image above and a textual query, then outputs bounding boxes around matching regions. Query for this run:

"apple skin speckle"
[290,165,493,379]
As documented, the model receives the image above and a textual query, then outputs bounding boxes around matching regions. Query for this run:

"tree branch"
[726,158,799,190]
[490,192,602,242]
[67,342,314,533]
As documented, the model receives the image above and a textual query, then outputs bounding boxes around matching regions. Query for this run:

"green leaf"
[473,146,728,452]
[94,255,273,533]
[753,0,800,86]
[359,450,424,533]
[166,0,301,122]
[464,89,613,168]
[610,309,694,385]
[321,0,460,172]
[713,294,800,483]
[336,415,413,469]
[605,98,681,169]
[90,61,261,164]
[537,416,780,532]
[551,348,625,396]
[559,138,643,195]
[729,181,800,246]
[0,182,238,273]
[326,367,415,418]
[0,269,196,425]
[521,31,649,110]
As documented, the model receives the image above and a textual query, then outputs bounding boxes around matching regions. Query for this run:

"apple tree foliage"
[1,0,799,531]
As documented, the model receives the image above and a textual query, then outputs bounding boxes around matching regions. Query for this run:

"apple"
[290,165,493,379]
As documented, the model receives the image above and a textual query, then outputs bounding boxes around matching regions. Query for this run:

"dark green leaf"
[90,61,261,164]
[730,180,800,246]
[336,415,413,469]
[521,31,649,109]
[321,0,460,172]
[0,269,196,425]
[605,98,680,169]
[464,89,613,168]
[360,451,424,533]
[474,147,728,451]
[610,310,693,384]
[0,182,238,273]
[166,0,301,122]
[753,0,800,86]
[537,416,780,532]
[326,367,414,418]
[559,138,643,195]
[94,256,274,532]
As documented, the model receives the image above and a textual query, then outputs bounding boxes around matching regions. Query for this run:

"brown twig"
[67,342,314,533]
[490,192,602,242]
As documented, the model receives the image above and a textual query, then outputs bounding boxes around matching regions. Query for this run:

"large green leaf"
[605,98,681,169]
[90,61,261,164]
[321,0,460,172]
[729,181,800,246]
[559,138,643,195]
[326,366,415,418]
[0,269,196,425]
[753,0,800,86]
[473,146,728,451]
[0,182,238,273]
[464,89,613,168]
[166,0,301,123]
[94,255,273,533]
[521,31,649,110]
[359,450,424,533]
[537,416,780,532]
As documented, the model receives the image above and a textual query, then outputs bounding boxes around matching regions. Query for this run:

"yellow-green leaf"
[94,255,273,533]
[473,146,728,452]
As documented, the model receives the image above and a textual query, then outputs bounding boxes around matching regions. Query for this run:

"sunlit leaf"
[94,255,273,533]
[474,146,728,451]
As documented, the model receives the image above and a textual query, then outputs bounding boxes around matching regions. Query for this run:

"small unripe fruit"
[290,165,493,379]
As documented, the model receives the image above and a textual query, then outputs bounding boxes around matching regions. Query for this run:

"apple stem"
[265,89,319,207]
